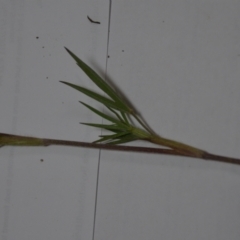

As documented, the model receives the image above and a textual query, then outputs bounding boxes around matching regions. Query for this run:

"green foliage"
[60,47,206,158]
[63,47,132,113]
[61,47,152,145]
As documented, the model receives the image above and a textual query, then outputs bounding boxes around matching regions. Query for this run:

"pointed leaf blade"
[80,102,126,127]
[64,47,130,111]
[107,107,125,123]
[60,81,127,112]
[93,132,130,143]
[120,112,129,124]
[81,123,126,131]
[107,135,139,145]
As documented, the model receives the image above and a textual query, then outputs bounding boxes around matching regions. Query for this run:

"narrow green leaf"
[93,132,130,143]
[107,135,139,145]
[64,47,130,111]
[60,81,128,112]
[99,132,130,139]
[92,137,108,144]
[81,123,127,131]
[93,135,116,144]
[120,112,129,124]
[80,101,127,127]
[107,107,125,123]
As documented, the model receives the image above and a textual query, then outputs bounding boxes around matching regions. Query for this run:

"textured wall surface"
[0,1,240,240]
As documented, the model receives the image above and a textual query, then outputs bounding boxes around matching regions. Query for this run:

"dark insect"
[87,16,101,24]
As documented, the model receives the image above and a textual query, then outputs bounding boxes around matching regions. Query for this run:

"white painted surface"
[0,1,108,240]
[0,1,240,240]
[94,1,240,240]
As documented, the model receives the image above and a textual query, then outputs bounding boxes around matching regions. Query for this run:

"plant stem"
[0,133,239,165]
[149,134,205,158]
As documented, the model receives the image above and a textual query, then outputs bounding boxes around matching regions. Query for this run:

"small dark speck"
[46,77,48,79]
[42,46,45,48]
[122,50,124,52]
[36,36,39,39]
[40,159,44,162]
[107,55,110,58]
[162,20,165,23]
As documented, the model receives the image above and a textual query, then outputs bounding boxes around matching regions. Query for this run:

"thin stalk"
[0,133,239,166]
[149,134,205,158]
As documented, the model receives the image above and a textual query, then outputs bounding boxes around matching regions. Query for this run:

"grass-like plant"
[0,47,239,166]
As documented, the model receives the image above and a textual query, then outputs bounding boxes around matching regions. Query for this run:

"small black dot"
[40,159,44,162]
[36,36,39,39]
